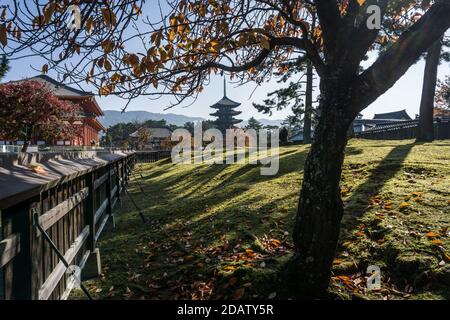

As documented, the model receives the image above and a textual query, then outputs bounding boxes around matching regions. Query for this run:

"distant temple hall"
[210,79,242,133]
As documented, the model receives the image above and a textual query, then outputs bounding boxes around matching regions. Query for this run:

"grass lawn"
[72,139,450,300]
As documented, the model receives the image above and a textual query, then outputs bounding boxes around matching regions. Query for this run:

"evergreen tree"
[279,127,289,145]
[0,55,9,80]
[245,117,263,131]
[417,36,450,141]
[436,76,450,109]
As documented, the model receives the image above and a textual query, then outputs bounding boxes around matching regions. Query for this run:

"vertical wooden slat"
[85,172,96,252]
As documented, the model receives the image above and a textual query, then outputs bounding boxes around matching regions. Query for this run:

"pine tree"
[245,117,263,131]
[0,55,9,80]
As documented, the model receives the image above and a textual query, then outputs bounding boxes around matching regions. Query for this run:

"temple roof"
[373,109,411,120]
[13,75,104,116]
[28,74,93,97]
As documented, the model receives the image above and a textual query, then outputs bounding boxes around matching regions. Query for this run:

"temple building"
[1,75,106,147]
[210,79,242,133]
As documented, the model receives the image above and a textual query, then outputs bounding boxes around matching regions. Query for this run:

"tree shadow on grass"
[343,143,415,220]
[337,142,450,299]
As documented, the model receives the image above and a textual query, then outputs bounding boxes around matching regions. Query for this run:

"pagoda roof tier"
[210,96,241,109]
[215,118,243,125]
[210,110,242,117]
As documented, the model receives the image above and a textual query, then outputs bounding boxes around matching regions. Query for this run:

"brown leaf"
[228,277,238,286]
[233,287,245,300]
[426,232,441,238]
[431,239,443,246]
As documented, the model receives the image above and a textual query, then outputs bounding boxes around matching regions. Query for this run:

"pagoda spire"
[223,76,227,97]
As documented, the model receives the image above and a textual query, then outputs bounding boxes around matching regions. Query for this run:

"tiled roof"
[130,127,172,138]
[373,109,412,120]
[16,74,93,97]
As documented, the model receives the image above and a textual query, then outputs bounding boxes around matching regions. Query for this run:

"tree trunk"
[21,142,29,153]
[417,38,442,141]
[21,126,32,153]
[303,61,313,144]
[286,81,354,298]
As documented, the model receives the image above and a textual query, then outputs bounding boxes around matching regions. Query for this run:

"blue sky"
[2,0,449,122]
[5,55,449,122]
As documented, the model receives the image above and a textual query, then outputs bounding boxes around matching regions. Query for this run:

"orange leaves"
[356,0,366,6]
[151,30,163,47]
[383,201,393,210]
[101,40,115,54]
[86,17,94,34]
[99,85,114,96]
[223,265,237,272]
[425,232,441,238]
[398,202,411,211]
[425,231,445,247]
[208,40,221,53]
[431,239,443,246]
[41,64,49,74]
[102,8,117,28]
[244,249,256,258]
[443,253,450,263]
[30,165,47,175]
[341,186,350,196]
[260,36,271,50]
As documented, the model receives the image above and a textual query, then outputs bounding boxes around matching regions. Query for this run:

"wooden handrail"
[38,188,89,232]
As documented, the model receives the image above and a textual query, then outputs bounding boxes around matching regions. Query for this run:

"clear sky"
[3,0,449,123]
[5,55,449,122]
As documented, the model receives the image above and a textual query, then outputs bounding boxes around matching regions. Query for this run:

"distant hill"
[99,110,205,127]
[240,119,284,128]
[99,110,284,128]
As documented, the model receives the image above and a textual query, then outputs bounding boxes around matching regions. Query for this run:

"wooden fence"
[0,153,135,300]
[135,150,172,163]
[355,119,450,140]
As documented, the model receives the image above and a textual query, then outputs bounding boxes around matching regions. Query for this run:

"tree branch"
[354,0,450,114]
[314,0,341,57]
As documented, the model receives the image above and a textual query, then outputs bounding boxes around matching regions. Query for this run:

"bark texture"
[417,39,443,141]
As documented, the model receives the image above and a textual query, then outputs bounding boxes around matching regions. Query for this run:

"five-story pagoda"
[210,78,242,133]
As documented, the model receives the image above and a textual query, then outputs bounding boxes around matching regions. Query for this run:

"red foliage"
[0,80,82,147]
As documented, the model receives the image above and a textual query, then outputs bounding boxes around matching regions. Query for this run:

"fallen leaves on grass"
[233,287,245,300]
[431,239,443,246]
[399,202,411,210]
[426,232,441,238]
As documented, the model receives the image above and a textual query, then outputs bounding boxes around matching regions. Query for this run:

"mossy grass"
[71,139,450,300]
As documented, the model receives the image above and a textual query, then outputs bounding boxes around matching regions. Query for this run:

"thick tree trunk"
[21,142,29,153]
[303,62,313,144]
[286,81,354,298]
[417,38,442,142]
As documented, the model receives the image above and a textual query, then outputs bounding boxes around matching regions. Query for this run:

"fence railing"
[0,152,135,300]
[135,150,172,163]
[355,119,450,140]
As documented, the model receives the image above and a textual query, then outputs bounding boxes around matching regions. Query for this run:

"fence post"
[82,170,102,281]
[1,201,34,299]
[106,164,113,226]
[85,171,96,252]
